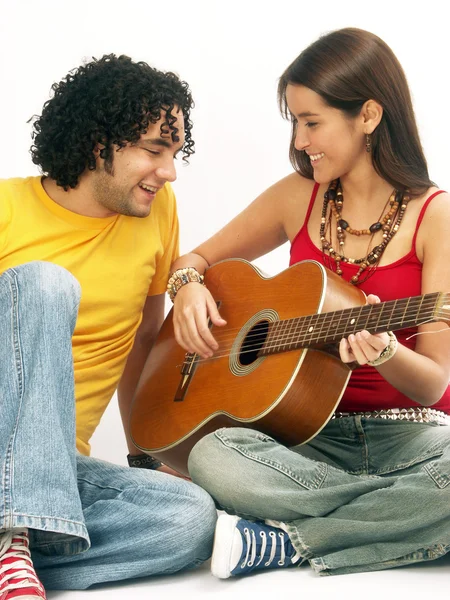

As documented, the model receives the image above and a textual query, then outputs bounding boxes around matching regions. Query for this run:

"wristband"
[127,453,163,470]
[167,267,204,303]
[367,331,398,367]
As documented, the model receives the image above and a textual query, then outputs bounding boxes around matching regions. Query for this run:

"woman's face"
[286,84,367,184]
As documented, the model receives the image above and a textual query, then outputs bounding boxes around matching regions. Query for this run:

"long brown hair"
[278,28,434,196]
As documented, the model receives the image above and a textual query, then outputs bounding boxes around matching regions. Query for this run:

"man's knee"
[13,261,81,304]
[184,484,217,546]
[136,477,217,567]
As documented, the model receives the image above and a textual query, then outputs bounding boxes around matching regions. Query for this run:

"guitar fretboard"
[259,292,446,355]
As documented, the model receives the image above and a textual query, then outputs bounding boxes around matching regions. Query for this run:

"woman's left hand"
[339,294,391,365]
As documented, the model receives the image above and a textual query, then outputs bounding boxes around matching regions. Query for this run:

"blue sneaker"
[211,514,300,579]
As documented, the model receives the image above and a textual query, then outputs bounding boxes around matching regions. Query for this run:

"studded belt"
[332,407,450,426]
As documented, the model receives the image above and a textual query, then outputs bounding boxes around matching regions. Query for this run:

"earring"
[365,134,372,153]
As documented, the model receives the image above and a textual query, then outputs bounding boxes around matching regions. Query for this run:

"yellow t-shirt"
[0,176,179,454]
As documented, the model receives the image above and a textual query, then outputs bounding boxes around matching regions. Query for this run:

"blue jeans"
[0,262,216,589]
[188,418,450,575]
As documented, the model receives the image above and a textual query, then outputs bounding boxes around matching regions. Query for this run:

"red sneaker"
[0,529,46,599]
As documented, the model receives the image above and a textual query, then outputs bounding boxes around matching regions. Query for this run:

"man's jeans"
[189,417,450,575]
[0,262,216,589]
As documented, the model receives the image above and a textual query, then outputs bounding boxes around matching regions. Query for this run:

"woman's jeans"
[0,262,216,589]
[189,416,450,575]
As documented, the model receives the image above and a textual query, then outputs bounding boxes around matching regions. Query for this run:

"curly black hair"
[30,54,195,189]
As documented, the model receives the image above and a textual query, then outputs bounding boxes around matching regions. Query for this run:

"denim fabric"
[33,454,217,589]
[188,418,450,576]
[0,262,216,589]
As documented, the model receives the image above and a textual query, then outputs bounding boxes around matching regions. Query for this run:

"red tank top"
[289,183,450,414]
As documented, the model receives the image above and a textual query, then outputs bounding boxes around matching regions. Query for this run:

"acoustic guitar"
[130,259,450,476]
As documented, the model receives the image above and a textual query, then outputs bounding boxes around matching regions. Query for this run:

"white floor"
[46,554,450,600]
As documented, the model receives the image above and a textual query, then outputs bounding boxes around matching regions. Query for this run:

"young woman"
[168,28,450,577]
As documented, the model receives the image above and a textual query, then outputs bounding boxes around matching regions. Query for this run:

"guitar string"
[198,308,444,351]
[204,295,443,343]
[208,310,440,346]
[179,315,447,367]
[203,299,444,346]
[406,326,450,340]
[210,315,440,358]
[178,316,442,369]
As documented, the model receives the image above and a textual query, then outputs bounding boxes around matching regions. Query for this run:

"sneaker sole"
[3,596,45,599]
[211,514,241,579]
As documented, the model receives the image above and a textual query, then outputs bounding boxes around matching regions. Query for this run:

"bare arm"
[169,190,289,281]
[117,293,165,454]
[341,193,450,405]
[171,174,314,357]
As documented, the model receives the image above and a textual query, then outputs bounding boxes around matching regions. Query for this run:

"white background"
[1,0,449,462]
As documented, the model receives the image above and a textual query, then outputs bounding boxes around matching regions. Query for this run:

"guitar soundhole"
[239,320,269,365]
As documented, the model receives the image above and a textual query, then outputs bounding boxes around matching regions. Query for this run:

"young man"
[0,54,216,599]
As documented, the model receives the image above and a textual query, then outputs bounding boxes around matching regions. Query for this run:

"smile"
[309,153,325,163]
[139,183,158,193]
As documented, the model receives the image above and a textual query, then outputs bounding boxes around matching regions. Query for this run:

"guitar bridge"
[174,352,199,401]
[173,301,221,402]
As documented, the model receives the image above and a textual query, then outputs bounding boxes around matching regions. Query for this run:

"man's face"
[91,108,185,218]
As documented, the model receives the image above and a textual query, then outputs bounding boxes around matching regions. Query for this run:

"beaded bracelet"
[167,267,205,303]
[367,331,398,367]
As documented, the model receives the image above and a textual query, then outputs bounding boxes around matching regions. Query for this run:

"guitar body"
[130,259,366,475]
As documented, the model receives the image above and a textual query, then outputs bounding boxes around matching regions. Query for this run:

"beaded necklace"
[320,179,410,285]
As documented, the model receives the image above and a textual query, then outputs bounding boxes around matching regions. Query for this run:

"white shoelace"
[240,528,287,569]
[0,529,44,594]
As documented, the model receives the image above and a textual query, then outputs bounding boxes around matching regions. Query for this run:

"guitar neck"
[261,292,449,356]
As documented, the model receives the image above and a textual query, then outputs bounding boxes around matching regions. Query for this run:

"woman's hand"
[173,283,227,358]
[339,294,390,365]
